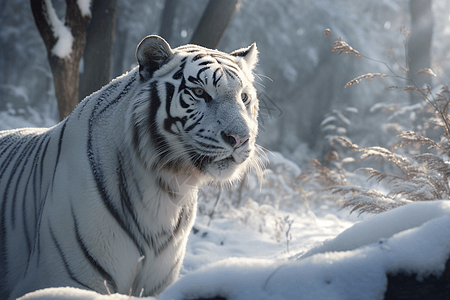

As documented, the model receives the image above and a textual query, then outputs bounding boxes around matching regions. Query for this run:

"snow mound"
[159,200,450,300]
[300,200,450,258]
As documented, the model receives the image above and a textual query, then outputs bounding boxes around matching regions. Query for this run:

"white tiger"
[0,35,263,299]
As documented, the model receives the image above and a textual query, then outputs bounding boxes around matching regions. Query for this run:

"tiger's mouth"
[213,153,239,164]
[219,155,236,164]
[213,152,249,165]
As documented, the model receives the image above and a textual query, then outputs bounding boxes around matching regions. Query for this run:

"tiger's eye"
[194,88,205,97]
[241,93,249,103]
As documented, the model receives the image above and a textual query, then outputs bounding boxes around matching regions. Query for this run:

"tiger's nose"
[221,132,250,148]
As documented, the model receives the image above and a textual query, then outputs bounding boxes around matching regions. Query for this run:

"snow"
[77,0,92,18]
[266,151,301,177]
[4,116,450,299]
[44,0,74,58]
[158,201,450,300]
[300,200,450,258]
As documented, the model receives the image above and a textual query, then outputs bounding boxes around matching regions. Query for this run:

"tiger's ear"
[230,43,258,71]
[136,35,174,80]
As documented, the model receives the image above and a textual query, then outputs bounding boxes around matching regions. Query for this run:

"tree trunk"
[31,0,90,120]
[408,0,433,104]
[79,0,118,102]
[190,0,238,49]
[112,27,128,78]
[159,0,179,44]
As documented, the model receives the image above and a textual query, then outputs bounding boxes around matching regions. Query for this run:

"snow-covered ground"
[3,116,450,300]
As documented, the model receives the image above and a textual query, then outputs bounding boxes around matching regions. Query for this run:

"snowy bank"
[158,201,450,300]
[20,200,450,300]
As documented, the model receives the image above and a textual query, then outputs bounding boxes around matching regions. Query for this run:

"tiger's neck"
[121,145,202,222]
[156,171,202,208]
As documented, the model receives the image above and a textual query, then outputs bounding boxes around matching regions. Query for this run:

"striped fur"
[0,36,263,299]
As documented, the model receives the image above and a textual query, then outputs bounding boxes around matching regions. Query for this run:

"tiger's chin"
[204,154,250,183]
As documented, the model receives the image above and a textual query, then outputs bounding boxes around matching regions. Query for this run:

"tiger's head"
[130,35,264,185]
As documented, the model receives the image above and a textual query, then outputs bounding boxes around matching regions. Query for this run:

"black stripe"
[148,81,171,168]
[163,82,179,134]
[40,135,52,196]
[195,140,222,149]
[36,183,50,264]
[0,137,28,286]
[192,53,207,61]
[33,135,50,218]
[196,134,220,144]
[11,136,40,229]
[77,99,90,119]
[3,138,34,228]
[22,178,32,263]
[49,222,92,291]
[71,206,118,292]
[187,76,200,85]
[51,121,67,192]
[39,136,52,193]
[165,82,175,118]
[231,48,251,57]
[198,60,214,66]
[212,68,223,86]
[185,115,204,132]
[0,135,16,160]
[173,208,185,236]
[35,135,52,263]
[95,77,136,118]
[21,135,49,269]
[224,68,237,80]
[172,61,186,80]
[117,152,151,248]
[0,137,26,175]
[196,66,210,79]
[78,82,121,119]
[28,136,48,225]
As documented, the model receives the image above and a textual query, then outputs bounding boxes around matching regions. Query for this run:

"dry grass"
[310,28,450,214]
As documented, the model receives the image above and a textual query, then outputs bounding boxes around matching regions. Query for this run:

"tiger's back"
[0,35,262,299]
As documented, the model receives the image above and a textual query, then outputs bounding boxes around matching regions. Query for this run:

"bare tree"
[190,0,239,49]
[408,0,433,104]
[79,0,118,102]
[31,0,90,120]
